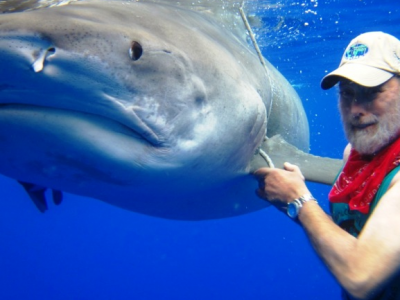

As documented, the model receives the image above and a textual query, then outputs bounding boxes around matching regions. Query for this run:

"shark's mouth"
[0,102,164,190]
[0,103,166,148]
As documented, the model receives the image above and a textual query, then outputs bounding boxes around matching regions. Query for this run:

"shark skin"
[0,0,341,220]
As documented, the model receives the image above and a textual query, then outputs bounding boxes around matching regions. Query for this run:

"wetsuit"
[330,165,400,300]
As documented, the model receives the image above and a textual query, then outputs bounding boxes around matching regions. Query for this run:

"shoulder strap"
[370,165,400,212]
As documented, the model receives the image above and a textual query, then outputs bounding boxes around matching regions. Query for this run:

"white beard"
[341,95,400,155]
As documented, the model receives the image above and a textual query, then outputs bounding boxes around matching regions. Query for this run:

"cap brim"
[321,63,394,90]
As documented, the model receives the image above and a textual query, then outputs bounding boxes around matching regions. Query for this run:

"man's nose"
[350,99,368,117]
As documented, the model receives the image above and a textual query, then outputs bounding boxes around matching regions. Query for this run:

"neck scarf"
[329,138,400,214]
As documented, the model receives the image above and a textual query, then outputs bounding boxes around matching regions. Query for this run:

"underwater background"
[0,0,399,299]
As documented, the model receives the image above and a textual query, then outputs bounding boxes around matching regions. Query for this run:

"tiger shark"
[0,0,342,219]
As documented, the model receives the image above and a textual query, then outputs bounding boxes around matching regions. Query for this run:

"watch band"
[296,194,317,205]
[287,194,317,219]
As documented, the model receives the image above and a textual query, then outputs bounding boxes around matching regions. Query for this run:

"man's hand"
[254,162,310,211]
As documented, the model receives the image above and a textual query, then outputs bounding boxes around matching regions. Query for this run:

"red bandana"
[329,138,400,214]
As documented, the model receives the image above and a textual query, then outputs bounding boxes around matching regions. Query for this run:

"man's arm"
[255,165,400,300]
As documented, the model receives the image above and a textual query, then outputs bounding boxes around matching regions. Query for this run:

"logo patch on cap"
[345,43,369,60]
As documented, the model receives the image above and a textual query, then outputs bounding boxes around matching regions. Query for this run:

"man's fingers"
[283,162,305,180]
[283,162,298,171]
[253,167,271,179]
[254,163,305,183]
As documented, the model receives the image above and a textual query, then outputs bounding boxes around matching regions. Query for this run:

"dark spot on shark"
[129,41,142,61]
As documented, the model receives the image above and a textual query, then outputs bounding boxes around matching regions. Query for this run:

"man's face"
[339,76,400,155]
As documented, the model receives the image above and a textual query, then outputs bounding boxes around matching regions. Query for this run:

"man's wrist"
[287,194,317,219]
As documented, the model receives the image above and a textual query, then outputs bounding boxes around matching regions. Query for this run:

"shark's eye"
[129,41,143,61]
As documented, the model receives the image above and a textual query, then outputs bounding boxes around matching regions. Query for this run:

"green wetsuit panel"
[330,165,400,237]
[331,165,400,300]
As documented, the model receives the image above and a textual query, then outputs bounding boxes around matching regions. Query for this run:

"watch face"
[287,202,299,218]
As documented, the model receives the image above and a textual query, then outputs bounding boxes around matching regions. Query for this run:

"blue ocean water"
[0,0,399,299]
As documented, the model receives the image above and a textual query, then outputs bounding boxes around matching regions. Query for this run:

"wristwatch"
[287,194,317,219]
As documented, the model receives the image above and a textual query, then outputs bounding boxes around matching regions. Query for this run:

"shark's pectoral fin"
[17,181,63,212]
[18,181,48,212]
[250,135,344,186]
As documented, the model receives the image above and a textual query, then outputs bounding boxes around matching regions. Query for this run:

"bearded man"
[255,32,400,300]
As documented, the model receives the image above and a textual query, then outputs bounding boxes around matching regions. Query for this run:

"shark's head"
[0,1,269,207]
